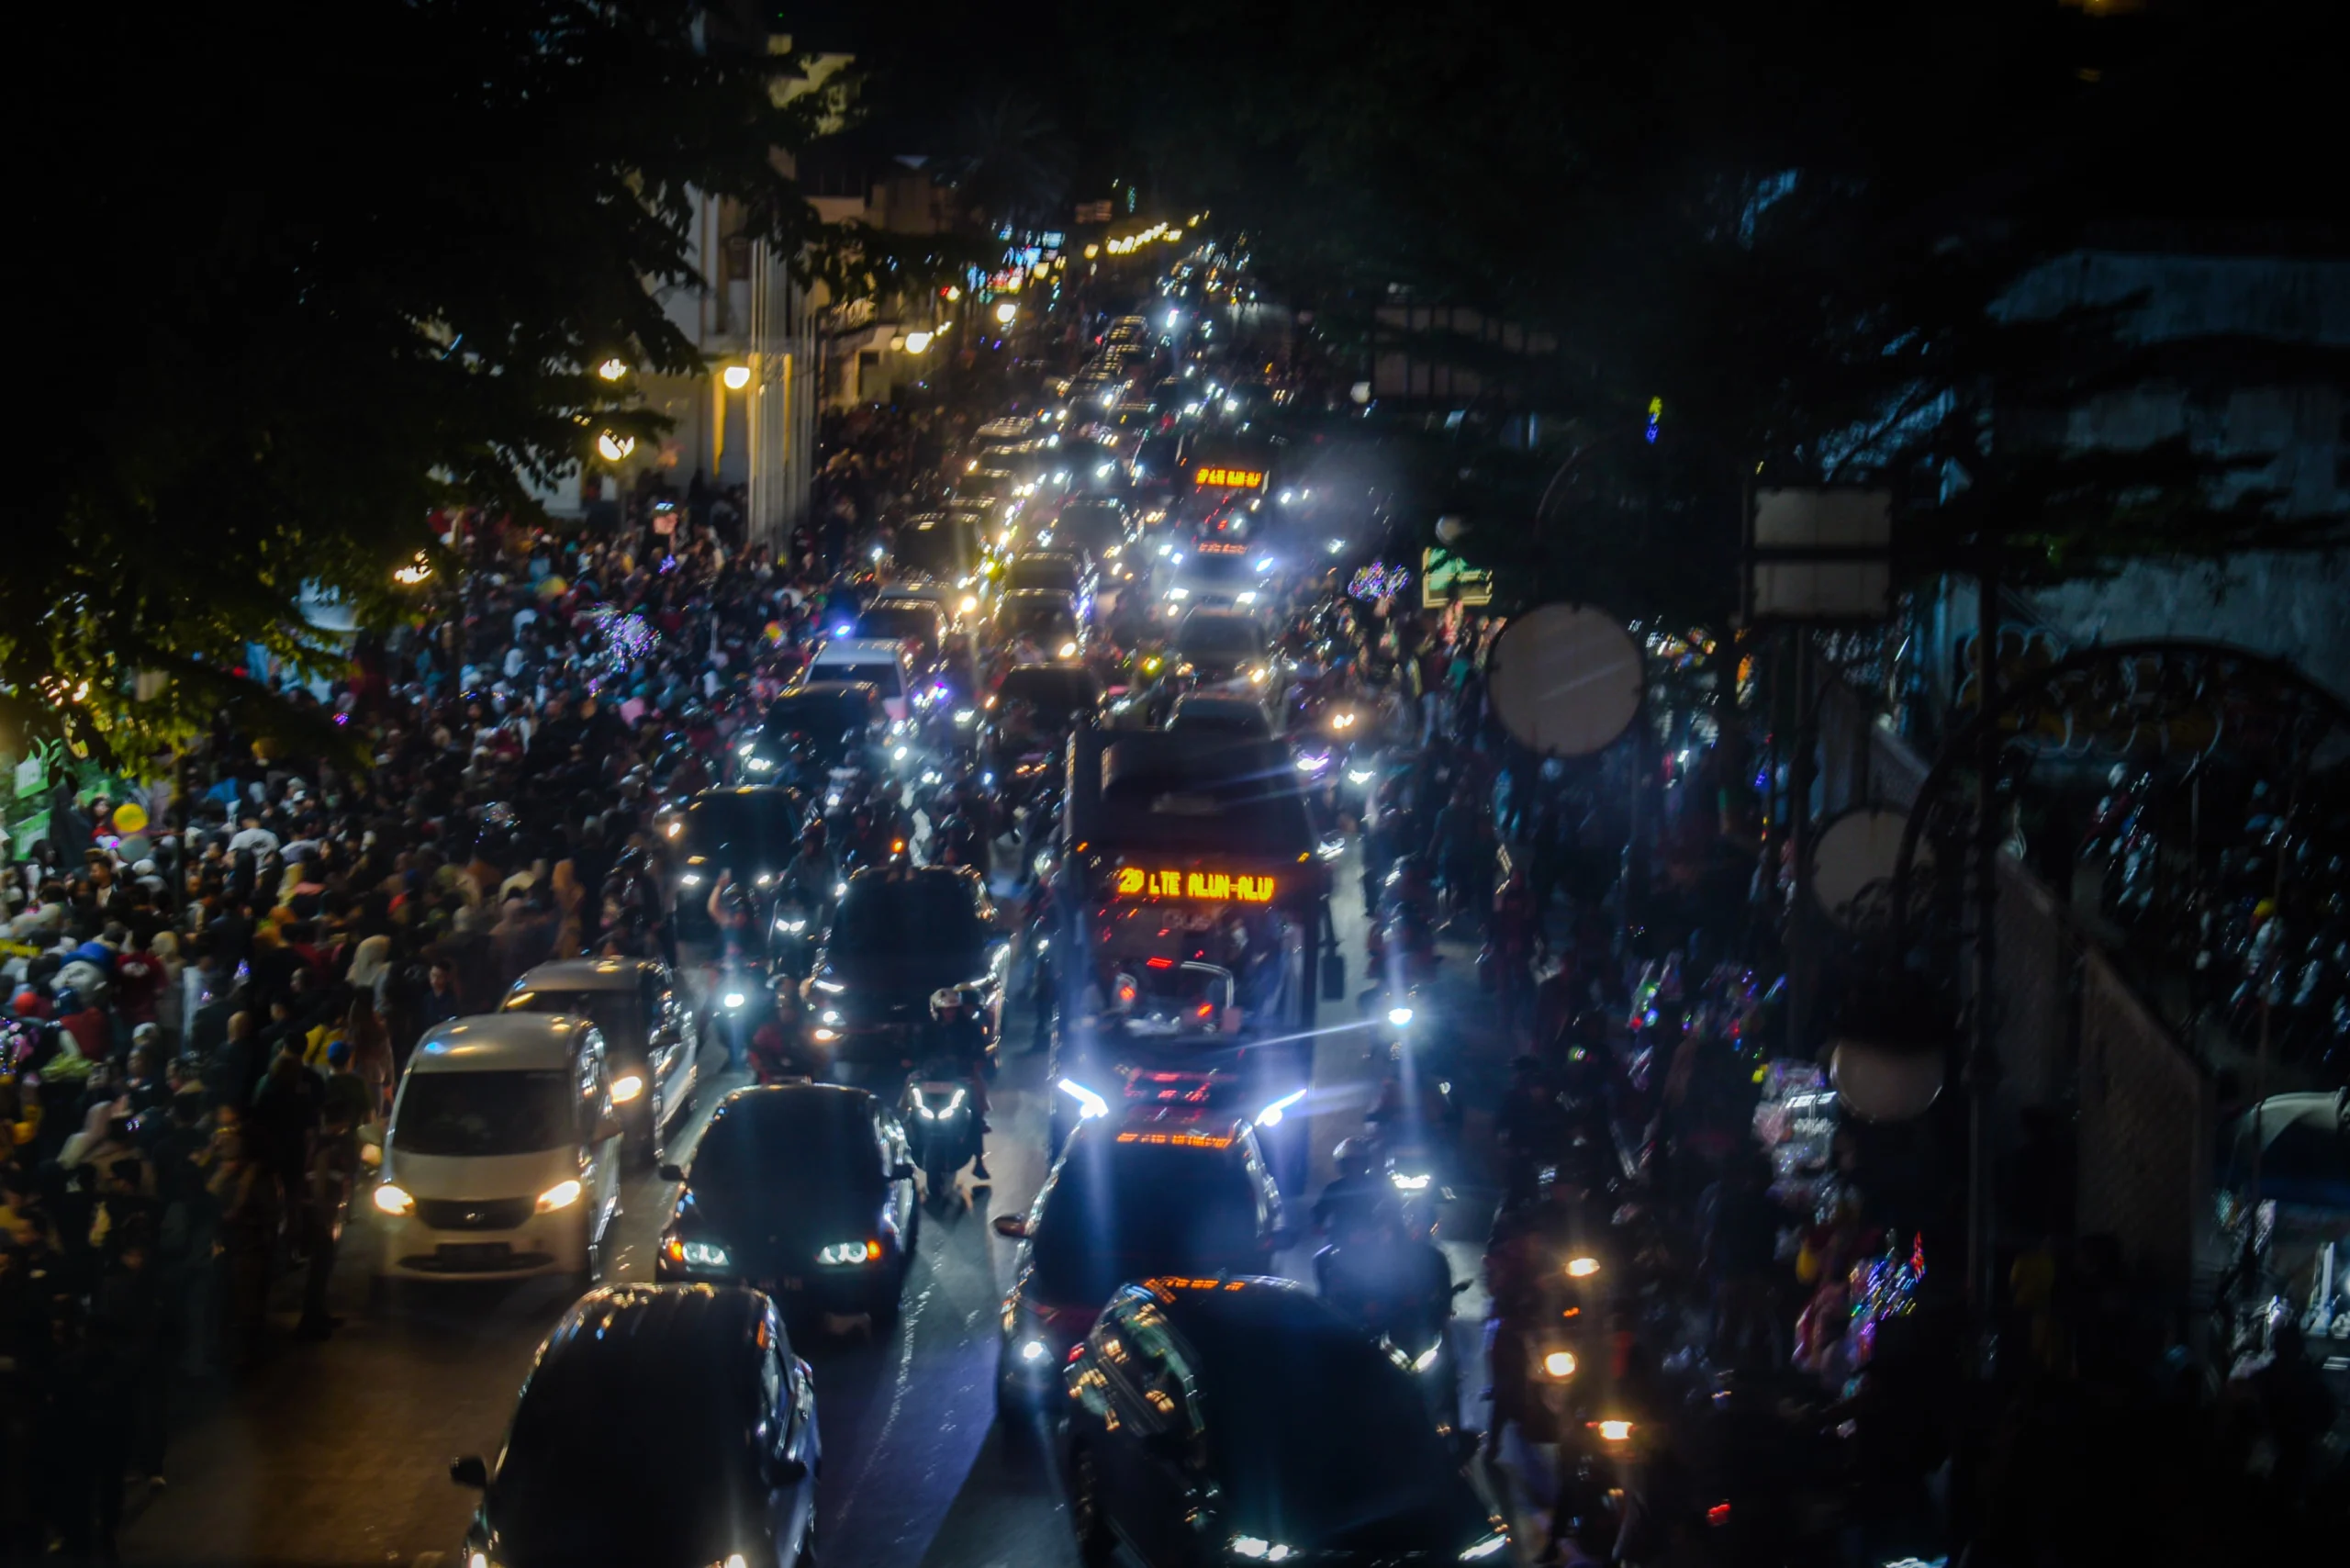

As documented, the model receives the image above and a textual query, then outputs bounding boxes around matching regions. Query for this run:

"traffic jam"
[387,282,1663,1568]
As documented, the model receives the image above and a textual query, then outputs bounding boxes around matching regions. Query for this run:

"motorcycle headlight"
[744,755,776,771]
[1387,1005,1415,1027]
[1460,1533,1509,1561]
[1544,1350,1578,1379]
[1413,1344,1441,1372]
[535,1179,583,1213]
[722,991,749,1010]
[1390,1171,1432,1192]
[678,871,704,888]
[610,1073,645,1103]
[1566,1256,1601,1278]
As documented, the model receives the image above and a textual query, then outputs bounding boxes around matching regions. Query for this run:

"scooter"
[901,1055,983,1200]
[1316,1235,1470,1428]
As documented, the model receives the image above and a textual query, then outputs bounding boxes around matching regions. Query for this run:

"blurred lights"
[722,364,752,390]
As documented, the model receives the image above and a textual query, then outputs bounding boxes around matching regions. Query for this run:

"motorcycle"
[901,1054,983,1200]
[1316,1235,1470,1428]
[768,897,818,980]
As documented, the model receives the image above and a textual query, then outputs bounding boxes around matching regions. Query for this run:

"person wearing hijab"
[342,935,395,1115]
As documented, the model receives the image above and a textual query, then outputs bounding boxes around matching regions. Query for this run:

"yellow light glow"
[597,431,636,461]
[596,357,629,381]
[1113,867,1277,903]
[393,554,433,587]
[1084,243,1101,259]
[903,330,934,353]
[1597,1419,1633,1442]
[1544,1350,1578,1378]
[722,364,752,390]
[994,302,1018,325]
[1566,1257,1601,1278]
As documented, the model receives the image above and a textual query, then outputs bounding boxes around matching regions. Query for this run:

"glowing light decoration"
[1646,395,1662,444]
[1348,562,1413,602]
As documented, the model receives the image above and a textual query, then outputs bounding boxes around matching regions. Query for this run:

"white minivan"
[374,1014,624,1288]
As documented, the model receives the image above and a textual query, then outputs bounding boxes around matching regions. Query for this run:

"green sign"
[1422,547,1494,608]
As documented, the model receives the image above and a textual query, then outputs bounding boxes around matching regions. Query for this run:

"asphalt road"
[121,851,1534,1568]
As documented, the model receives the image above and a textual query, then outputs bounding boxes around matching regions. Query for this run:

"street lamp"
[596,431,636,461]
[903,330,934,353]
[722,364,751,390]
[596,357,629,381]
[993,302,1018,326]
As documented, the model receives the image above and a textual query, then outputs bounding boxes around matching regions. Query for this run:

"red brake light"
[1707,1503,1731,1527]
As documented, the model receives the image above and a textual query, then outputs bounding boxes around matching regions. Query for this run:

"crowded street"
[16,6,2349,1566]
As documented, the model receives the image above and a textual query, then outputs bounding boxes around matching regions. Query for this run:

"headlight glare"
[373,1182,414,1216]
[535,1179,583,1213]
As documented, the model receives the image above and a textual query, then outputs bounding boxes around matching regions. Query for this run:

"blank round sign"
[1488,605,1643,756]
[1809,807,1930,924]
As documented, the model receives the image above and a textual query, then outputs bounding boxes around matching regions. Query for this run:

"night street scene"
[7,1,2347,1564]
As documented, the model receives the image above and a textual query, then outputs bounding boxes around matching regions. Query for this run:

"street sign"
[1745,488,1893,622]
[1487,604,1643,757]
[1808,807,1930,927]
[1421,547,1494,608]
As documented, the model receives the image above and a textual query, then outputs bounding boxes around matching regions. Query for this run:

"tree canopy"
[9,1,859,767]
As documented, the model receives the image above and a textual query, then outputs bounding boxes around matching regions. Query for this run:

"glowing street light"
[393,553,433,587]
[596,357,629,381]
[722,364,751,390]
[596,431,637,461]
[902,330,934,353]
[993,301,1018,325]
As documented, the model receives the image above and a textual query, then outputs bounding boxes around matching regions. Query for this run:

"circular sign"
[1808,808,1930,927]
[1488,605,1642,757]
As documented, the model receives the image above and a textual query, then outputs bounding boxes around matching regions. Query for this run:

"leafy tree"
[7,0,870,768]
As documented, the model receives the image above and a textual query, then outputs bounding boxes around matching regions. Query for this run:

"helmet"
[1332,1137,1371,1180]
[929,986,969,1024]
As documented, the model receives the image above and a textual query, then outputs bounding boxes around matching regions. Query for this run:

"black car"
[656,1084,919,1319]
[1062,1277,1506,1566]
[672,787,813,940]
[992,1115,1289,1416]
[985,662,1102,770]
[801,866,1005,1079]
[737,682,886,785]
[450,1284,819,1568]
[1174,608,1270,686]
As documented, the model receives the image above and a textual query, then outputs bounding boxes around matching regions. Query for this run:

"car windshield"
[1000,601,1076,638]
[813,659,902,696]
[496,1360,763,1568]
[691,1099,881,1195]
[767,689,876,750]
[1181,552,1254,586]
[896,520,970,574]
[684,795,804,868]
[1180,618,1261,661]
[503,989,644,1049]
[855,606,937,645]
[1054,506,1125,558]
[997,668,1098,721]
[1006,560,1080,594]
[1030,1143,1261,1304]
[393,1070,573,1158]
[834,877,985,953]
[1202,1327,1460,1541]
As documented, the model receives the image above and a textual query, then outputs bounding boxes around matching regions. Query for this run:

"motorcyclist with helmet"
[1311,1137,1392,1254]
[927,985,992,1182]
[1482,1159,1606,1460]
[781,820,841,920]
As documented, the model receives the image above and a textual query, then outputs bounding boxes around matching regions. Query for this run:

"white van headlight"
[373,1182,414,1216]
[535,1179,584,1213]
